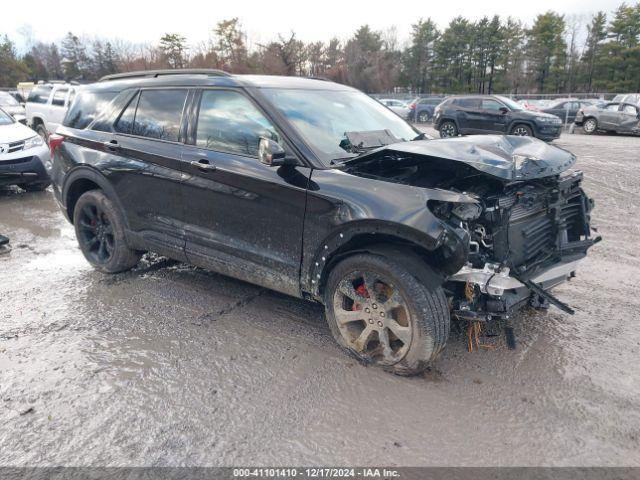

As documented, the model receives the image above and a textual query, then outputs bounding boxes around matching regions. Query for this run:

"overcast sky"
[7,0,624,51]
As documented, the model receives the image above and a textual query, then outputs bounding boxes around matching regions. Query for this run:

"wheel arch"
[62,166,129,229]
[305,220,468,301]
[508,120,535,134]
[31,116,45,128]
[438,117,459,131]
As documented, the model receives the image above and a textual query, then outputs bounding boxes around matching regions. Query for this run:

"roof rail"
[99,69,231,82]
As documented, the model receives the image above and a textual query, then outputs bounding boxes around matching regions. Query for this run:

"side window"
[114,93,139,134]
[623,105,637,115]
[130,89,187,142]
[606,104,619,111]
[67,89,76,107]
[482,99,503,111]
[195,90,279,157]
[456,98,479,109]
[52,88,68,107]
[64,91,118,129]
[27,86,53,104]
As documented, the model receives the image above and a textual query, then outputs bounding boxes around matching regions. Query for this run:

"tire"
[73,190,141,273]
[439,120,458,138]
[583,118,597,134]
[323,253,450,376]
[418,111,430,123]
[19,182,50,192]
[510,124,533,136]
[35,124,49,144]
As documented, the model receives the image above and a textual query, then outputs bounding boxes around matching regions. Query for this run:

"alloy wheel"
[584,119,597,133]
[418,112,429,123]
[332,271,412,365]
[512,126,530,136]
[77,203,115,264]
[441,122,456,137]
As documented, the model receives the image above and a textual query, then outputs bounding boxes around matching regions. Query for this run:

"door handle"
[104,140,120,152]
[190,159,216,172]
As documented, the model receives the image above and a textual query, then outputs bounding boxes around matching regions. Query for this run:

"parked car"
[612,93,640,106]
[541,99,599,124]
[433,95,563,141]
[49,70,597,376]
[518,99,551,112]
[378,98,411,119]
[0,91,27,124]
[25,82,79,140]
[0,107,51,191]
[575,102,640,135]
[8,90,26,104]
[408,97,444,123]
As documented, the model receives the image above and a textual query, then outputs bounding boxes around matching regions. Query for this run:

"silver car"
[378,98,411,119]
[575,102,640,135]
[0,107,50,190]
[0,91,27,124]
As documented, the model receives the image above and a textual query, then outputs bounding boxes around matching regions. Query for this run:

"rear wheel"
[583,118,597,134]
[418,111,430,123]
[73,190,141,273]
[439,121,458,138]
[510,124,532,136]
[324,253,450,376]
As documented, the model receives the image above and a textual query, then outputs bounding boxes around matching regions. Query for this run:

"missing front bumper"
[449,259,581,296]
[447,259,582,320]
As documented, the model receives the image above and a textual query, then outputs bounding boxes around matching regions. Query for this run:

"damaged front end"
[342,135,600,321]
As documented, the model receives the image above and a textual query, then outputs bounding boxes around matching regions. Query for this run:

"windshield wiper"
[412,132,427,141]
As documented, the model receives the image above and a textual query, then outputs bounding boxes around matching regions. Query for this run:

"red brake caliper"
[351,284,369,311]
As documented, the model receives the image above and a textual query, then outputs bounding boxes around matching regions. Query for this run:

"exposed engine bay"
[341,136,600,322]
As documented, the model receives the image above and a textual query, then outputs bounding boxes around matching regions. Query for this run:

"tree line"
[1,2,639,94]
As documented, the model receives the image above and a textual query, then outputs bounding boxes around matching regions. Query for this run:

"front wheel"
[510,124,532,136]
[324,254,450,376]
[73,190,141,273]
[439,121,458,138]
[583,118,597,134]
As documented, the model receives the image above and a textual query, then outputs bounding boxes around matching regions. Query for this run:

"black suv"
[433,95,563,141]
[50,70,597,375]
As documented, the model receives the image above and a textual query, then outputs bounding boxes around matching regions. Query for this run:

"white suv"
[25,82,79,140]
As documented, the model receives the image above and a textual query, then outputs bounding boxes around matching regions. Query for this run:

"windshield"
[0,109,14,125]
[496,96,523,111]
[0,92,19,106]
[261,88,419,164]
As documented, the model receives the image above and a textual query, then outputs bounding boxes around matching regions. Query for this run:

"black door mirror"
[499,107,509,114]
[258,137,297,167]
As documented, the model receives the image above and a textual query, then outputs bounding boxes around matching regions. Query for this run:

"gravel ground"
[1,130,639,467]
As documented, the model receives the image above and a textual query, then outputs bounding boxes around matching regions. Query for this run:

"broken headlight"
[451,202,482,221]
[428,199,483,222]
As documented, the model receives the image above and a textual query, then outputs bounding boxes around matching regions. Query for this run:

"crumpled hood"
[346,135,576,181]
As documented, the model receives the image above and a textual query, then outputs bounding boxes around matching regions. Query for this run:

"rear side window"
[52,88,68,107]
[195,90,279,157]
[27,86,53,104]
[131,89,187,142]
[623,105,637,115]
[64,91,118,129]
[455,98,479,109]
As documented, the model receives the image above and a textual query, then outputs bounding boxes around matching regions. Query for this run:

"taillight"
[49,134,64,159]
